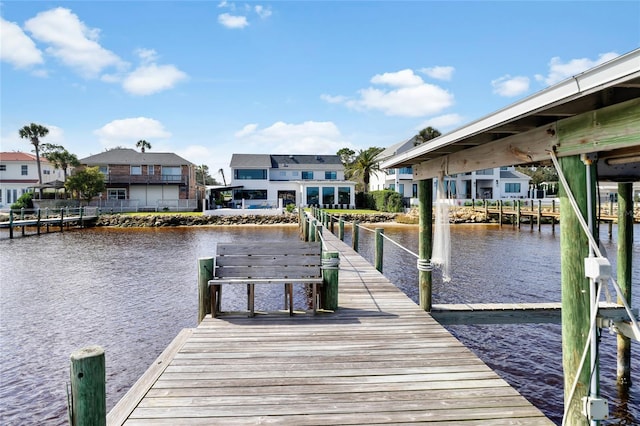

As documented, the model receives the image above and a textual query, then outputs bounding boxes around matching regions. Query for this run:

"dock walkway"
[108,230,553,425]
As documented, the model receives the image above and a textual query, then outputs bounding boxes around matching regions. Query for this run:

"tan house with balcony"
[79,148,198,211]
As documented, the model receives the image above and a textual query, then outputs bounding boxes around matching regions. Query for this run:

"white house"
[0,152,63,209]
[370,137,531,204]
[221,154,356,209]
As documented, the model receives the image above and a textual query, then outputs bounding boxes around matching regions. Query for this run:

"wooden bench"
[208,241,323,317]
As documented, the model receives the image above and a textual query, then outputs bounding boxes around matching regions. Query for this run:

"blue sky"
[1,1,639,180]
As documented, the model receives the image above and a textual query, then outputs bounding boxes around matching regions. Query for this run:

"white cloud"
[234,121,348,154]
[416,114,464,132]
[0,17,44,68]
[325,69,454,118]
[535,52,619,86]
[122,63,188,96]
[491,75,530,97]
[24,7,125,78]
[218,13,249,29]
[94,117,171,148]
[371,69,423,87]
[420,66,454,81]
[320,94,348,104]
[255,5,272,19]
[135,48,159,64]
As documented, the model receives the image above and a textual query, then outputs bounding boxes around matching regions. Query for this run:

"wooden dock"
[108,230,553,425]
[0,207,98,238]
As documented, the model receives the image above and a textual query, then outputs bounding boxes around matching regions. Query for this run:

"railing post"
[310,220,317,243]
[352,220,359,252]
[198,257,214,323]
[338,216,344,241]
[329,213,335,233]
[321,251,339,311]
[69,346,106,426]
[375,228,384,273]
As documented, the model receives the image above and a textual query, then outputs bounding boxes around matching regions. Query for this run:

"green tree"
[19,123,49,196]
[41,144,80,181]
[136,139,151,152]
[196,164,218,185]
[65,167,106,204]
[414,126,442,146]
[347,147,384,193]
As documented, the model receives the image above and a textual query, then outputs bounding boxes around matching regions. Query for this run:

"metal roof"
[381,48,640,181]
[80,149,192,166]
[230,154,342,168]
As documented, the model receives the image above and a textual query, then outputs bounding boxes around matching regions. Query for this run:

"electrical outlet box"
[584,257,611,281]
[582,396,609,421]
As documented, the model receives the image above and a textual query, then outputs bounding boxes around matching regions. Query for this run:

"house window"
[476,168,494,175]
[302,171,314,180]
[21,165,28,175]
[8,189,17,203]
[148,165,155,175]
[234,169,267,180]
[306,187,319,205]
[131,165,142,175]
[0,190,2,203]
[399,167,412,174]
[162,166,182,182]
[99,166,108,175]
[399,184,404,195]
[0,165,6,171]
[322,187,335,204]
[107,189,126,200]
[292,171,299,177]
[505,183,521,193]
[43,170,51,175]
[412,184,418,198]
[325,171,337,180]
[233,189,267,200]
[389,184,395,191]
[338,187,350,204]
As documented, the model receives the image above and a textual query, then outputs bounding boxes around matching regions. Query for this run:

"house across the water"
[205,153,356,215]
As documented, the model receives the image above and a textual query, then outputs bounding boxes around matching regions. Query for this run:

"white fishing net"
[431,175,451,282]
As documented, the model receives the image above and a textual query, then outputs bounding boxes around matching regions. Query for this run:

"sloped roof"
[377,136,419,161]
[80,149,192,166]
[230,154,342,168]
[381,48,640,181]
[0,152,48,162]
[500,169,531,180]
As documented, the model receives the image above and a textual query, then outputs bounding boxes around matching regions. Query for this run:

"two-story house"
[370,137,531,204]
[79,148,198,211]
[0,152,63,209]
[227,154,356,209]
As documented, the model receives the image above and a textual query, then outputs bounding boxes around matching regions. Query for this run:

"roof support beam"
[413,97,640,179]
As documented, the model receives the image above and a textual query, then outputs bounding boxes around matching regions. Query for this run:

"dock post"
[37,208,41,236]
[498,200,503,227]
[69,346,106,426]
[46,208,50,233]
[375,228,384,273]
[418,179,433,311]
[60,208,64,232]
[616,182,633,386]
[9,210,14,239]
[310,220,317,242]
[21,208,25,236]
[537,200,542,232]
[352,220,359,252]
[484,199,488,217]
[330,214,335,234]
[321,251,339,311]
[198,257,214,323]
[338,216,344,241]
[516,200,521,228]
[559,155,596,425]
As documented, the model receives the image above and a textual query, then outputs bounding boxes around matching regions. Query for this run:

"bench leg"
[312,283,317,315]
[287,283,293,316]
[210,284,220,318]
[248,283,255,317]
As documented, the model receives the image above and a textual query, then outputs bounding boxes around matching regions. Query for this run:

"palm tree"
[414,126,442,146]
[348,147,384,193]
[19,123,49,197]
[45,148,80,181]
[136,140,151,152]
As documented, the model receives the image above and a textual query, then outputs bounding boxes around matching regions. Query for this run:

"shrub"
[11,192,34,210]
[355,192,375,209]
[370,190,404,212]
[285,204,295,213]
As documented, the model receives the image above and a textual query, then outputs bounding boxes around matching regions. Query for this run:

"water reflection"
[0,224,637,425]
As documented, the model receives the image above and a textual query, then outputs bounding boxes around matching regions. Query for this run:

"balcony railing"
[103,174,187,185]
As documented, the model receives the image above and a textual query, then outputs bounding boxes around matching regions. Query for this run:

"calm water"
[0,224,638,425]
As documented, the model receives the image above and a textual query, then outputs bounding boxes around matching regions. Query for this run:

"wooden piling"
[321,251,339,311]
[69,345,106,426]
[310,220,317,243]
[338,217,344,241]
[559,155,595,425]
[352,220,359,252]
[516,200,521,228]
[498,200,503,227]
[616,182,633,386]
[198,257,214,323]
[418,179,433,311]
[9,210,13,239]
[537,200,542,232]
[375,228,384,273]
